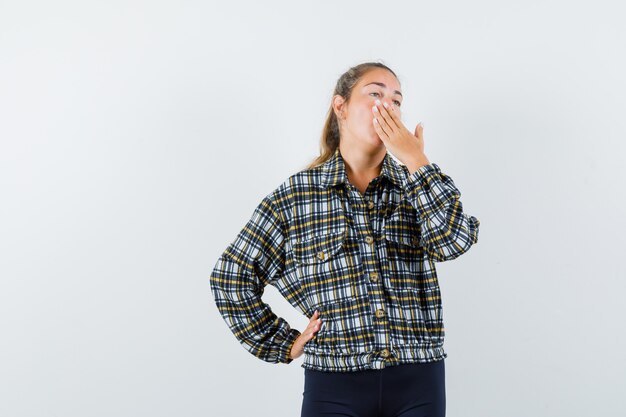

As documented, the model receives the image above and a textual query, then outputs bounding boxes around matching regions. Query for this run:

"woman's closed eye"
[370,92,401,107]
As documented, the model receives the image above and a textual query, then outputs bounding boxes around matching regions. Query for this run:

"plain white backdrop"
[1,1,625,416]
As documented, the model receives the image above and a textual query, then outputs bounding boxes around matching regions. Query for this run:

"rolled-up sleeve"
[402,163,481,262]
[209,195,301,364]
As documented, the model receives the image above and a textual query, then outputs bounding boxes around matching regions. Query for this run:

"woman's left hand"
[372,99,430,170]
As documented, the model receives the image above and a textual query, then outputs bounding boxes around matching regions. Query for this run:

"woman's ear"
[332,95,346,120]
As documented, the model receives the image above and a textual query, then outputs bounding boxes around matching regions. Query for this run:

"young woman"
[210,61,481,417]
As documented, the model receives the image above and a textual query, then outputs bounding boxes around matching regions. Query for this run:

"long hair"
[305,61,399,170]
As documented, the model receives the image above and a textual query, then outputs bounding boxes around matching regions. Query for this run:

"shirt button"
[367,200,374,209]
[365,235,374,244]
[380,348,390,358]
[316,251,326,260]
[370,272,379,282]
[375,308,385,318]
[411,236,419,245]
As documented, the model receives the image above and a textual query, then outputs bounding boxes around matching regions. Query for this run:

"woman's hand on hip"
[289,310,322,360]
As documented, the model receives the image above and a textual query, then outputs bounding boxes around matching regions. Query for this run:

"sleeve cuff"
[277,328,301,364]
[402,162,442,192]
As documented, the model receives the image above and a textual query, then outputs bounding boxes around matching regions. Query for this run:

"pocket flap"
[383,206,421,247]
[292,229,347,264]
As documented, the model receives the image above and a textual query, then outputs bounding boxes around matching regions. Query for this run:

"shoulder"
[267,164,326,199]
[260,165,325,222]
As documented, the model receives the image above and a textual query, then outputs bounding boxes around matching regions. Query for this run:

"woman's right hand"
[288,310,322,360]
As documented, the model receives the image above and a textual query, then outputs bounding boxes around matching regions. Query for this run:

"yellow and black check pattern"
[209,148,480,372]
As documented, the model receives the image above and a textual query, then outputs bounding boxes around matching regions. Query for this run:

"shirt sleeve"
[209,195,301,364]
[402,163,481,262]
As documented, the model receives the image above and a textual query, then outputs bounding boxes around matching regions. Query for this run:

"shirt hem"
[300,344,447,372]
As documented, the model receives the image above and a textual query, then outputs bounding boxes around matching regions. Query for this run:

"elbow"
[208,258,223,294]
[424,217,480,262]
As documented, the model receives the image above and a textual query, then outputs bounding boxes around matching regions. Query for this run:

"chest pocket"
[382,202,427,291]
[290,228,364,307]
[383,202,422,248]
[292,229,346,265]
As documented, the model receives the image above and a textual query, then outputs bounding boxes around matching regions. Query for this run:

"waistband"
[301,343,447,372]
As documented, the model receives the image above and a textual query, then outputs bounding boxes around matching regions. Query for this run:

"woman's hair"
[305,61,399,169]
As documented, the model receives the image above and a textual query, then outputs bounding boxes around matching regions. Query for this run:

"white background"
[1,1,625,416]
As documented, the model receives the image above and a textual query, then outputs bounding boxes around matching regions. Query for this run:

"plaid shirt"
[209,147,480,372]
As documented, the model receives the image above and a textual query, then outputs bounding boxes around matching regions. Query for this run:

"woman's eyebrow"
[364,81,402,97]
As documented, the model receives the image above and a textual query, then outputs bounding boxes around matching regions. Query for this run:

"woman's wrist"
[405,154,431,176]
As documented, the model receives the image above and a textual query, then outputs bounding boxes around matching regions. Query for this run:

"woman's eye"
[371,92,401,107]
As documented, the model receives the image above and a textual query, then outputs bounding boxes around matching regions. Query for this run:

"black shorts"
[301,359,446,417]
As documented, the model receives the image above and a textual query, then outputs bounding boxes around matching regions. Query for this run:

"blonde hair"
[305,61,399,170]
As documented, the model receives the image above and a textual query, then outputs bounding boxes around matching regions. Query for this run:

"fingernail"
[383,102,388,108]
[375,99,381,105]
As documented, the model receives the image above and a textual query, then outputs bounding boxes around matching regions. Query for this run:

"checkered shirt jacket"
[209,147,480,372]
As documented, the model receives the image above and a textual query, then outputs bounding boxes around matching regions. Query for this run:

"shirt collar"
[319,147,406,190]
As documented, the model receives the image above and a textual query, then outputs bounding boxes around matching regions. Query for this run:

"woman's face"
[334,68,403,149]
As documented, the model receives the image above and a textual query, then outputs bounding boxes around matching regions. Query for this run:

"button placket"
[343,184,393,363]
